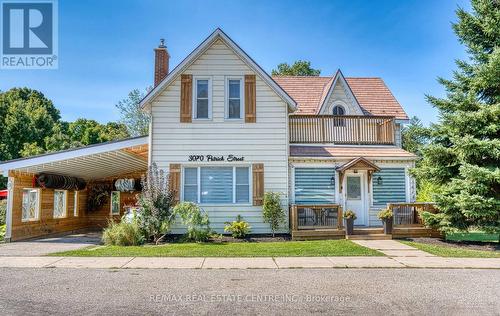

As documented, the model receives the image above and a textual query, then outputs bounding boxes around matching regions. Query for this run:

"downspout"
[5,175,14,242]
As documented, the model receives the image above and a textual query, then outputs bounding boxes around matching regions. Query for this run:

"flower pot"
[383,218,393,234]
[345,218,354,235]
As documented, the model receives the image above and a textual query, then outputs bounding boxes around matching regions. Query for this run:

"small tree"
[115,89,150,137]
[137,163,175,244]
[262,192,286,237]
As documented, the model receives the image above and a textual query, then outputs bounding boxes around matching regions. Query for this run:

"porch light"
[330,176,335,186]
[377,176,383,185]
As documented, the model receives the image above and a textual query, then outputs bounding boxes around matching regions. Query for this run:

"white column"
[5,176,14,241]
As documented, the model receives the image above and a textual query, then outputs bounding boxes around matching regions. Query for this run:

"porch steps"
[352,228,384,235]
[346,234,392,240]
[291,229,345,241]
[392,227,442,238]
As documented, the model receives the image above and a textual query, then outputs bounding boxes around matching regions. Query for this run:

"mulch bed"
[405,237,500,252]
[162,234,292,244]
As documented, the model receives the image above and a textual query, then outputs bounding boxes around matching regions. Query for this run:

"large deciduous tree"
[271,60,321,76]
[412,0,500,233]
[115,89,150,136]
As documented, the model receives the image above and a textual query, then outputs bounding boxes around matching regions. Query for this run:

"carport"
[0,136,149,241]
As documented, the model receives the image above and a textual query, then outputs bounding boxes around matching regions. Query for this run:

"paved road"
[0,268,499,315]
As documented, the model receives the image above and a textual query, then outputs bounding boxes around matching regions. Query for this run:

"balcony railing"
[388,202,438,226]
[289,115,396,145]
[290,204,343,230]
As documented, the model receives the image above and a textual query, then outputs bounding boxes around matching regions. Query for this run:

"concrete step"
[352,228,384,235]
[346,234,392,240]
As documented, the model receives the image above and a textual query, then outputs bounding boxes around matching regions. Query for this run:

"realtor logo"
[1,0,58,69]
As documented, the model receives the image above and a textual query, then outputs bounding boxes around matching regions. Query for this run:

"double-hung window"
[226,78,243,119]
[22,188,40,222]
[53,190,67,219]
[194,78,211,119]
[183,166,250,204]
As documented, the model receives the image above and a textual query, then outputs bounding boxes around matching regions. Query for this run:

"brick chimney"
[154,39,170,87]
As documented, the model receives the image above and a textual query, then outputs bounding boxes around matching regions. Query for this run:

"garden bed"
[48,239,383,257]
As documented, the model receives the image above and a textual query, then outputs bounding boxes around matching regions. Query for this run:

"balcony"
[289,115,396,145]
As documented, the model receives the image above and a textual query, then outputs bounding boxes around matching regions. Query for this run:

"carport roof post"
[0,136,149,180]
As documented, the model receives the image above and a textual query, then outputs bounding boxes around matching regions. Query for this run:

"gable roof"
[317,69,364,115]
[273,75,409,120]
[140,28,297,111]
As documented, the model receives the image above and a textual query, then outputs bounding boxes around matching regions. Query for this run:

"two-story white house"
[0,28,421,241]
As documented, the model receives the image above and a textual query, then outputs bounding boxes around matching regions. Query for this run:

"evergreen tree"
[412,0,500,233]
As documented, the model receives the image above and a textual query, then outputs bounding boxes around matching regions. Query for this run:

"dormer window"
[332,105,345,116]
[332,105,346,126]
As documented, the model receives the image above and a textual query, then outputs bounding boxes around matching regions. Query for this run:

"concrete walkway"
[352,240,436,257]
[0,255,499,269]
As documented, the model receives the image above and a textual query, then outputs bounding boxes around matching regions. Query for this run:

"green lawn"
[401,241,500,258]
[446,232,499,243]
[49,240,383,257]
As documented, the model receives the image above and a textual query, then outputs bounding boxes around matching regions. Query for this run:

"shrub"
[377,208,393,220]
[343,210,357,220]
[102,219,144,246]
[173,202,211,242]
[0,200,6,226]
[137,163,176,244]
[416,180,442,202]
[262,192,286,237]
[224,215,251,238]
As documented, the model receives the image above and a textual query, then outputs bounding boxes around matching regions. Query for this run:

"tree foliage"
[401,116,431,156]
[412,0,500,233]
[0,87,130,188]
[115,89,150,137]
[271,60,321,76]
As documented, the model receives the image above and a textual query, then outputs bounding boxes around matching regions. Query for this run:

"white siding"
[320,80,363,115]
[150,39,289,234]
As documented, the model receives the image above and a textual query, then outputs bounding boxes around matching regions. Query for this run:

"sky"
[0,0,471,125]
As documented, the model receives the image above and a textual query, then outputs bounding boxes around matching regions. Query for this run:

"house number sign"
[188,155,244,162]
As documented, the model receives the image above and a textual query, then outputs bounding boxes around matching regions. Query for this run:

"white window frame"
[192,76,212,120]
[74,191,79,217]
[225,76,244,120]
[21,188,40,222]
[181,165,252,206]
[53,190,67,219]
[110,191,121,215]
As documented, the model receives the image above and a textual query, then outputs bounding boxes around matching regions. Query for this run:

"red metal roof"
[273,76,409,120]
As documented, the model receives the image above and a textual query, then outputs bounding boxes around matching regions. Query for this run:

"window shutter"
[252,163,264,206]
[169,164,181,203]
[245,74,256,123]
[180,74,192,123]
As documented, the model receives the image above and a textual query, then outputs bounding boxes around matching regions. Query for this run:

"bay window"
[183,166,251,204]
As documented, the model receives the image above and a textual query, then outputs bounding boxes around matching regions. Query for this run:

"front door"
[345,174,367,226]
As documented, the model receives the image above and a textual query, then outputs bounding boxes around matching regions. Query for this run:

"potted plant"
[343,210,357,235]
[377,208,393,234]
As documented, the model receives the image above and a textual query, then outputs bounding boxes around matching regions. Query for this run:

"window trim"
[110,191,121,215]
[181,165,252,206]
[192,76,212,120]
[74,191,79,217]
[53,190,68,219]
[21,188,40,222]
[225,76,245,120]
